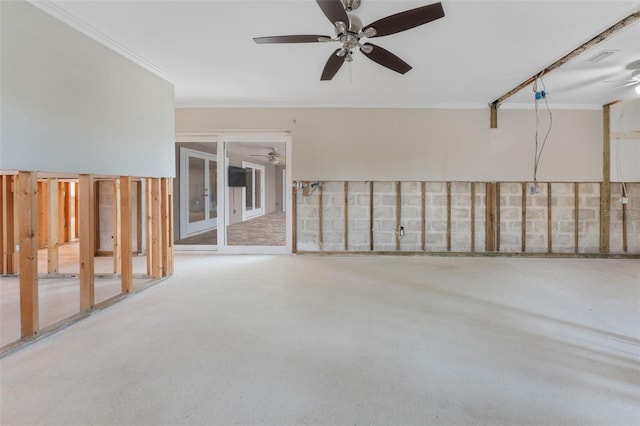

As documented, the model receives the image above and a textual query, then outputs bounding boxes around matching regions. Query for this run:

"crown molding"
[28,0,178,84]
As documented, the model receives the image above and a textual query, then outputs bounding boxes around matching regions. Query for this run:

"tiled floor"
[1,254,638,425]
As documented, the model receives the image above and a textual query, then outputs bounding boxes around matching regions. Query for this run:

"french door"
[180,148,217,238]
[241,161,265,221]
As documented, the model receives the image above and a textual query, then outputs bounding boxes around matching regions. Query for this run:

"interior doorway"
[180,148,217,239]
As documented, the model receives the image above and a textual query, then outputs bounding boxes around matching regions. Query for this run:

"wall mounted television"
[228,166,248,187]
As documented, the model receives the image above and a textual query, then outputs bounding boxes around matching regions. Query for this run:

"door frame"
[179,147,218,239]
[241,161,266,221]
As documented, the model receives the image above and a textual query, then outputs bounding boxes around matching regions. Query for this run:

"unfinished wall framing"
[293,180,639,256]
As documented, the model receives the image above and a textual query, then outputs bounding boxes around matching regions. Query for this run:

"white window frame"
[241,161,265,221]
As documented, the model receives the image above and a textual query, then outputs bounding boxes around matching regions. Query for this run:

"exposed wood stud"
[491,10,640,106]
[18,171,39,338]
[496,182,501,252]
[151,178,162,279]
[600,104,611,254]
[0,176,4,275]
[344,181,349,251]
[470,182,475,252]
[318,183,323,250]
[3,176,17,274]
[74,181,79,238]
[521,182,527,253]
[446,182,452,252]
[490,102,498,128]
[574,183,579,254]
[120,176,133,293]
[63,182,71,242]
[485,182,497,252]
[113,179,122,274]
[621,183,628,253]
[292,185,298,253]
[396,181,402,251]
[167,179,174,275]
[57,182,65,244]
[547,182,552,253]
[47,178,59,274]
[369,181,374,251]
[146,179,152,275]
[79,175,95,311]
[136,181,143,254]
[37,181,48,249]
[161,178,170,277]
[421,181,426,252]
[94,181,100,255]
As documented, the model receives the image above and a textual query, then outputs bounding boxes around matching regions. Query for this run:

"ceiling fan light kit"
[253,0,445,80]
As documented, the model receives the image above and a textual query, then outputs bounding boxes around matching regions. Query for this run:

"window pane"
[255,170,262,209]
[188,157,205,223]
[246,169,253,209]
[209,160,217,219]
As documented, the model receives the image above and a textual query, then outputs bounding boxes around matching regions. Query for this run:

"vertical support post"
[369,181,374,251]
[113,178,121,274]
[136,180,143,254]
[0,176,4,275]
[496,182,501,252]
[574,182,579,254]
[521,182,527,253]
[446,182,452,252]
[37,181,48,249]
[421,181,427,251]
[292,185,298,253]
[318,183,323,250]
[63,182,71,242]
[161,178,170,277]
[94,181,100,255]
[485,182,497,251]
[547,182,552,253]
[47,178,59,273]
[57,182,65,244]
[344,181,349,251]
[470,182,476,253]
[3,176,16,274]
[490,102,498,129]
[79,175,95,311]
[167,178,174,275]
[600,104,611,254]
[120,176,133,293]
[74,181,79,239]
[18,171,39,338]
[396,181,401,251]
[146,179,153,275]
[621,183,627,253]
[150,178,162,279]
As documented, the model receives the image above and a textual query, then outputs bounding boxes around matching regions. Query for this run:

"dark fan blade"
[253,35,332,44]
[316,0,349,26]
[360,43,412,74]
[321,49,345,81]
[363,2,444,38]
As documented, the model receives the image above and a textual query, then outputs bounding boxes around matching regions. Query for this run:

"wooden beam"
[491,10,640,106]
[136,180,143,254]
[521,182,527,253]
[167,178,174,275]
[318,183,323,250]
[0,176,4,275]
[161,178,170,277]
[344,181,349,251]
[369,181,374,251]
[94,181,100,255]
[485,182,497,251]
[490,102,498,128]
[113,179,121,274]
[396,181,402,251]
[600,105,611,254]
[547,182,553,253]
[496,182,501,252]
[574,183,579,254]
[292,185,298,253]
[37,181,48,249]
[446,182,452,251]
[47,178,59,274]
[3,176,17,274]
[63,182,71,242]
[17,171,39,338]
[421,181,426,251]
[58,181,65,244]
[74,181,79,239]
[621,183,627,253]
[150,178,162,279]
[79,175,95,311]
[146,179,153,275]
[120,176,133,293]
[470,182,475,253]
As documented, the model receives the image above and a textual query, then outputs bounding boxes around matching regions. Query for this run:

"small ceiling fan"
[253,0,445,80]
[604,59,640,93]
[251,148,285,165]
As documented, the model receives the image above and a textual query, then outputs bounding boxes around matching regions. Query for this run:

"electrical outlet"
[620,197,628,204]
[530,185,540,194]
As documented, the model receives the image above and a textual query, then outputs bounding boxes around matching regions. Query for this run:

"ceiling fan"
[251,148,285,165]
[253,0,445,80]
[605,59,640,94]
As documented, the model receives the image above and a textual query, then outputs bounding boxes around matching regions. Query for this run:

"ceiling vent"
[586,49,619,63]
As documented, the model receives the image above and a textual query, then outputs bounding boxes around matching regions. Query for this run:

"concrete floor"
[1,255,638,425]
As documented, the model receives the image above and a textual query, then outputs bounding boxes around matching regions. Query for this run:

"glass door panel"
[188,156,205,224]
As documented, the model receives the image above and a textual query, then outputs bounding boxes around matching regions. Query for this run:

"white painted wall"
[175,107,603,182]
[1,0,175,177]
[610,100,640,183]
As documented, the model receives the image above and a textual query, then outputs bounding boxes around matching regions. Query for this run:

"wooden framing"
[318,183,324,249]
[396,181,402,251]
[79,175,95,311]
[146,179,153,275]
[521,182,527,252]
[621,183,628,253]
[547,182,552,253]
[113,179,122,274]
[47,178,59,274]
[2,176,17,274]
[161,178,170,277]
[136,180,143,254]
[94,181,100,255]
[470,182,475,252]
[490,103,498,129]
[0,177,3,274]
[37,181,48,249]
[369,181,374,251]
[292,185,298,253]
[485,182,498,251]
[600,104,611,254]
[574,183,579,254]
[74,181,79,239]
[421,181,426,251]
[120,176,133,293]
[495,182,501,252]
[150,178,162,279]
[17,172,39,338]
[63,182,72,242]
[344,181,349,251]
[446,182,452,252]
[167,178,174,276]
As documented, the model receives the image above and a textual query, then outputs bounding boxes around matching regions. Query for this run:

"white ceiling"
[36,0,640,108]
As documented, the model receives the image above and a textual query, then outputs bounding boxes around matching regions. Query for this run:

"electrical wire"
[533,72,553,184]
